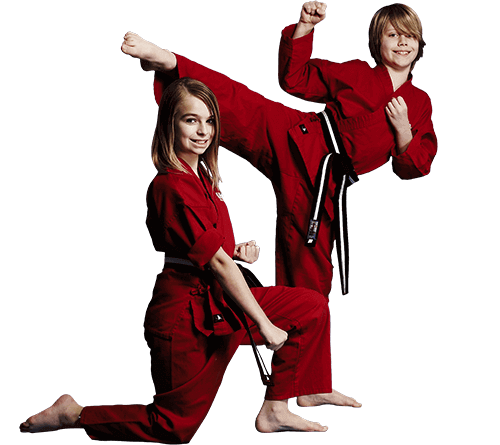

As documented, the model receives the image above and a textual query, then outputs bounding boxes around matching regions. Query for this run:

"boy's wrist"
[293,21,315,39]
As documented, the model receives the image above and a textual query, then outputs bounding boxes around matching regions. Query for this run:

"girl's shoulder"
[149,171,205,206]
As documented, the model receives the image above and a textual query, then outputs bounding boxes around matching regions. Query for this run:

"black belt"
[306,108,359,295]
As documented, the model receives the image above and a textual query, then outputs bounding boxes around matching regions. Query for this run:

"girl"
[19,78,333,442]
[119,1,435,409]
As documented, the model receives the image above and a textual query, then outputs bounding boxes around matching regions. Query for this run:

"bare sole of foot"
[20,394,83,433]
[255,400,328,433]
[297,389,362,408]
[121,32,176,72]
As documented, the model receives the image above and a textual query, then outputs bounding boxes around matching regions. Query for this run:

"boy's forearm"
[292,21,315,39]
[394,127,413,155]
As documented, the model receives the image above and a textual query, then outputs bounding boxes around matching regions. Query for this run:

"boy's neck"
[386,65,411,92]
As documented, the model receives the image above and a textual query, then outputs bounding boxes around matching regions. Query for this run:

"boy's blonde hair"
[369,3,425,71]
[152,77,222,189]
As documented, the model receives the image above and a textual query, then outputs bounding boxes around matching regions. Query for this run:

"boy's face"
[380,22,418,72]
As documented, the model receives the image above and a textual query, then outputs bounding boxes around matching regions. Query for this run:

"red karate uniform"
[79,160,332,443]
[153,26,437,298]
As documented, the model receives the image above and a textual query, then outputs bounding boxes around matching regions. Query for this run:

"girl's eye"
[186,118,196,123]
[207,118,215,125]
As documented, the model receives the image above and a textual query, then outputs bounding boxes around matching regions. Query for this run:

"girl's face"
[174,94,215,165]
[379,22,419,73]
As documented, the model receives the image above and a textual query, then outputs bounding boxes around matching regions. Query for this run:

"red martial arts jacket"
[144,161,242,339]
[279,24,437,184]
[152,29,437,296]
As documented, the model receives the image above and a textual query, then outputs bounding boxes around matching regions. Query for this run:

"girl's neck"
[178,153,200,177]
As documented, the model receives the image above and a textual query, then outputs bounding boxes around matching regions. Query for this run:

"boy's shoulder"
[407,80,432,105]
[325,58,379,83]
[326,58,371,70]
[344,59,370,68]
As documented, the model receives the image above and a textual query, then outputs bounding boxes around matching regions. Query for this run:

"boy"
[122,1,436,297]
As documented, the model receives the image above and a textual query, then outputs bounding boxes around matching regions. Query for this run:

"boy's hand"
[300,1,327,26]
[386,96,413,154]
[386,96,409,130]
[293,2,327,38]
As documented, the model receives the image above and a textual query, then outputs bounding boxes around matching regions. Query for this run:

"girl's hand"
[299,2,327,26]
[258,322,289,351]
[233,240,260,264]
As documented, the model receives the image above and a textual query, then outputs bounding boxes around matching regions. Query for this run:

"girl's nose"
[197,123,208,135]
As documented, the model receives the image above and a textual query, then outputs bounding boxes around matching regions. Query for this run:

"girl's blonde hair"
[369,3,425,72]
[151,77,222,189]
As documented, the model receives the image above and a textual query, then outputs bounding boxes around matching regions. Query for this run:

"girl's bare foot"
[255,400,328,433]
[19,394,83,433]
[121,32,177,72]
[297,389,362,407]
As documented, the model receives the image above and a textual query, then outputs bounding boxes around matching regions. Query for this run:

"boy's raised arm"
[293,1,327,39]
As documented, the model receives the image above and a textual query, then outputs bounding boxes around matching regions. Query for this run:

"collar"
[373,64,413,96]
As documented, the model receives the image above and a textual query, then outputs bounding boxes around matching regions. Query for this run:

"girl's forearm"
[208,248,271,329]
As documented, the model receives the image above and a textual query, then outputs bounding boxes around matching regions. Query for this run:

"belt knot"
[190,284,210,296]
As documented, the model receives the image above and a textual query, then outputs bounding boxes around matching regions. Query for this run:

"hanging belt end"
[306,219,319,247]
[261,374,274,386]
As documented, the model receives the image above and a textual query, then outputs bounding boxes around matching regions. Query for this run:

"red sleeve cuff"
[187,228,224,268]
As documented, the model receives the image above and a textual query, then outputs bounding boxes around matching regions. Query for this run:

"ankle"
[263,399,290,414]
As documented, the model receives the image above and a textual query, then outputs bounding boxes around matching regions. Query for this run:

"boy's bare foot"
[121,32,177,72]
[297,389,362,407]
[255,400,328,433]
[19,394,83,433]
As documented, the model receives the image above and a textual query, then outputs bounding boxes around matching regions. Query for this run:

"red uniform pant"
[80,285,331,443]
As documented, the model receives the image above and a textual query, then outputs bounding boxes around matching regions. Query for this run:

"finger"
[267,343,284,352]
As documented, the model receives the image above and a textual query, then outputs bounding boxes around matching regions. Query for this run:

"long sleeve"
[391,92,437,179]
[278,24,333,103]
